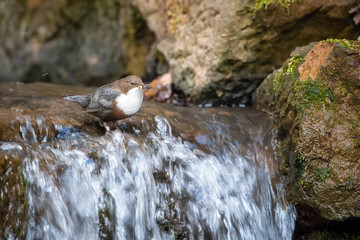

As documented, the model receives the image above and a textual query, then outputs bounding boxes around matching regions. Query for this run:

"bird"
[63,75,151,130]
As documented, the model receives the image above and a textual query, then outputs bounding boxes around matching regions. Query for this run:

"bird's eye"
[130,82,135,86]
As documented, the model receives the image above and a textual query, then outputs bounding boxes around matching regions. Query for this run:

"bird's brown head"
[115,75,150,94]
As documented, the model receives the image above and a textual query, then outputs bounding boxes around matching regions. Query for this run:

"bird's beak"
[141,83,152,92]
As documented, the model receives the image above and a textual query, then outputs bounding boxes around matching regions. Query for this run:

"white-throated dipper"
[63,75,151,130]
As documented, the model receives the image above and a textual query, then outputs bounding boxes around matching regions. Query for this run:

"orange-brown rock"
[254,39,360,222]
[144,72,173,102]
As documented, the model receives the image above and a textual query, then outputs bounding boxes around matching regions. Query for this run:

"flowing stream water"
[1,107,296,239]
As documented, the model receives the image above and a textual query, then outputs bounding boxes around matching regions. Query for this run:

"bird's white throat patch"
[115,87,144,115]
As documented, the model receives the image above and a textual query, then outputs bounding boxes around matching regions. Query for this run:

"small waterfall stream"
[1,107,296,239]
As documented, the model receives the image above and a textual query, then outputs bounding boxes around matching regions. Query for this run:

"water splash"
[11,111,295,239]
[16,115,53,144]
[17,115,37,144]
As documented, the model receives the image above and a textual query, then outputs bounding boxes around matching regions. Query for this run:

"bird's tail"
[63,95,89,108]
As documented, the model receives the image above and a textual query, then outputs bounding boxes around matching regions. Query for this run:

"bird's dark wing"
[86,86,121,113]
[63,95,89,108]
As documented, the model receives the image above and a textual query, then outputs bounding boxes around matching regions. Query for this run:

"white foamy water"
[4,112,296,239]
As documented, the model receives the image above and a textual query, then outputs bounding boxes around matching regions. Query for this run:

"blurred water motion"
[1,108,296,239]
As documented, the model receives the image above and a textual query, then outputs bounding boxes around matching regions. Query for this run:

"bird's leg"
[103,122,111,131]
[98,121,111,131]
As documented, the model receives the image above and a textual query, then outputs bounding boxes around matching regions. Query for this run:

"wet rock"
[145,72,173,102]
[0,81,262,149]
[0,146,28,239]
[144,72,187,106]
[0,81,278,238]
[0,82,104,142]
[132,0,358,105]
[254,40,360,223]
[0,0,166,86]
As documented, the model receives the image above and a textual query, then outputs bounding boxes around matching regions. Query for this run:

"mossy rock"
[0,148,28,238]
[254,39,360,222]
[295,228,360,240]
[254,0,298,11]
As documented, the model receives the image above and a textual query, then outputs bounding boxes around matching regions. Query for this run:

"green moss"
[98,190,115,240]
[157,220,189,239]
[166,0,188,34]
[325,39,360,50]
[294,78,330,112]
[279,163,289,174]
[285,54,304,76]
[254,0,297,11]
[158,221,173,233]
[307,229,360,240]
[294,147,309,188]
[0,153,28,239]
[299,178,308,188]
[295,149,307,167]
[315,167,333,181]
[354,138,360,149]
[273,54,304,95]
[98,206,112,239]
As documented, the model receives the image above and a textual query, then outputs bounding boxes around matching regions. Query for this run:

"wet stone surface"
[0,82,296,239]
[254,40,360,234]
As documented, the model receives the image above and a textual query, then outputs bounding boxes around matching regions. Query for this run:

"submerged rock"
[132,0,358,105]
[254,40,360,224]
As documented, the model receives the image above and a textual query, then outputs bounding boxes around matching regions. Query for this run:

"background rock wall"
[0,0,358,103]
[0,0,167,86]
[132,0,358,105]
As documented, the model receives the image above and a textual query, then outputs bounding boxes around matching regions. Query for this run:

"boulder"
[132,0,358,105]
[254,40,360,222]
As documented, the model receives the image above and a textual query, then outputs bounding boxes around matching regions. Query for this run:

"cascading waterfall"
[1,109,296,240]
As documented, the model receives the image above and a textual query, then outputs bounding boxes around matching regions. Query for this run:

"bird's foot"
[103,122,111,131]
[98,121,111,131]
